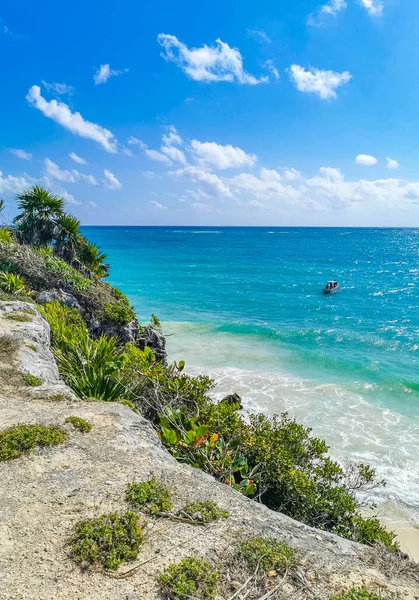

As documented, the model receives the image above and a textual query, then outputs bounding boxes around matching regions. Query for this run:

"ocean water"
[83,226,419,524]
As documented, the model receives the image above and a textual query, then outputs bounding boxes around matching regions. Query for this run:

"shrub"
[5,313,32,322]
[21,373,43,387]
[0,424,67,461]
[70,512,143,570]
[126,476,173,515]
[98,298,135,326]
[43,254,92,293]
[65,416,91,433]
[159,557,218,600]
[0,272,26,295]
[182,500,229,522]
[331,588,395,600]
[40,301,88,349]
[0,228,13,245]
[240,537,296,573]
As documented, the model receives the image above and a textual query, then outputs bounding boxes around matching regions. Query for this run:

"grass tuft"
[183,500,229,522]
[21,373,43,387]
[71,512,143,570]
[5,313,32,322]
[240,536,296,573]
[65,416,91,433]
[159,557,218,600]
[0,424,67,461]
[331,588,397,600]
[126,476,173,515]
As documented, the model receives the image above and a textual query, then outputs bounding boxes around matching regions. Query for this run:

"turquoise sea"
[83,226,419,524]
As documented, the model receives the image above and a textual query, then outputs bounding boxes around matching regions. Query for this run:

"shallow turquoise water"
[83,226,419,519]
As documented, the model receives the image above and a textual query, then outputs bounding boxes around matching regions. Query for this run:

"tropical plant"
[40,302,88,349]
[0,272,27,295]
[78,240,109,278]
[53,212,82,263]
[14,186,64,246]
[0,228,13,245]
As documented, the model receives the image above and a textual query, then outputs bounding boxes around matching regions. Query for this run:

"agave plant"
[14,186,64,246]
[0,272,27,296]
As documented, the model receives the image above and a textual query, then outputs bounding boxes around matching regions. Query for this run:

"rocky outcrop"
[0,302,418,600]
[36,289,167,364]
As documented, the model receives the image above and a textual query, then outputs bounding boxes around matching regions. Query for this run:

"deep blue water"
[82,226,419,517]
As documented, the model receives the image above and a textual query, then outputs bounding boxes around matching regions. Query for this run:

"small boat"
[323,280,339,294]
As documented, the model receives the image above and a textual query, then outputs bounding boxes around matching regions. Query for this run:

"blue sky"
[1,0,419,226]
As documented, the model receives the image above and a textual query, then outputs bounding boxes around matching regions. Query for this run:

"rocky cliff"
[0,301,418,600]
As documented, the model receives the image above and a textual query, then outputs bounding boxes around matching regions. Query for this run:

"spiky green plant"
[14,186,64,246]
[53,213,82,264]
[78,240,109,278]
[0,272,27,295]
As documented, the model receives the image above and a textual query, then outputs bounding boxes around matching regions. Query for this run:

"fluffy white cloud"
[0,171,30,195]
[69,152,87,165]
[247,29,271,43]
[191,140,257,170]
[10,149,32,160]
[288,65,352,100]
[157,34,267,85]
[42,81,74,95]
[81,174,99,185]
[103,169,121,189]
[161,145,187,164]
[230,168,301,204]
[308,0,347,25]
[174,166,232,198]
[162,125,182,146]
[358,0,383,16]
[94,64,127,85]
[44,158,78,183]
[61,190,80,205]
[264,60,280,81]
[386,157,399,170]
[128,136,145,146]
[145,148,172,165]
[26,85,118,152]
[150,200,167,210]
[356,154,378,166]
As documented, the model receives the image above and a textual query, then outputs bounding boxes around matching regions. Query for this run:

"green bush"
[65,416,91,433]
[43,254,92,293]
[98,298,135,326]
[331,588,395,600]
[0,228,13,245]
[21,373,43,387]
[240,536,296,573]
[40,301,88,349]
[70,512,143,570]
[0,272,27,295]
[0,424,67,461]
[183,500,229,522]
[126,476,173,515]
[159,557,218,600]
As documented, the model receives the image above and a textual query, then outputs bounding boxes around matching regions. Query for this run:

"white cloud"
[42,81,74,95]
[61,190,80,205]
[308,0,347,25]
[282,168,302,180]
[174,166,232,198]
[94,64,127,85]
[81,174,99,185]
[128,136,146,146]
[141,170,155,178]
[44,158,78,183]
[356,154,378,166]
[230,168,301,204]
[191,140,257,170]
[10,149,32,160]
[150,200,167,210]
[264,60,280,81]
[191,202,213,212]
[162,125,182,146]
[157,34,267,85]
[161,145,187,164]
[358,0,383,16]
[247,29,271,43]
[386,157,399,170]
[288,65,352,100]
[103,169,121,189]
[69,151,87,165]
[88,201,97,208]
[26,85,118,152]
[145,148,172,165]
[0,171,31,195]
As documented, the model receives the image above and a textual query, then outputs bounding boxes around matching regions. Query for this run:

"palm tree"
[0,199,4,215]
[78,240,110,278]
[53,213,82,264]
[14,186,64,246]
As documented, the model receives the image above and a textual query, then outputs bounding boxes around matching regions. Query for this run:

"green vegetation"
[65,416,92,433]
[240,537,296,573]
[21,373,43,386]
[0,424,67,461]
[40,301,88,348]
[98,295,135,326]
[0,272,27,295]
[70,512,143,570]
[331,589,395,600]
[159,557,219,600]
[5,313,32,322]
[126,476,173,515]
[183,500,229,522]
[0,228,13,245]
